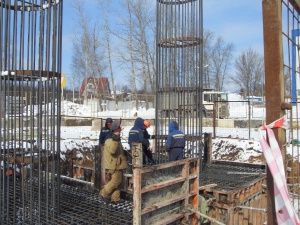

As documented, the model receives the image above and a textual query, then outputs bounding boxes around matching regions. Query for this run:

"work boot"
[150,159,156,165]
[99,194,110,204]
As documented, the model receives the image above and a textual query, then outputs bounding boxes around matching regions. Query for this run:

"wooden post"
[262,0,286,224]
[203,133,212,165]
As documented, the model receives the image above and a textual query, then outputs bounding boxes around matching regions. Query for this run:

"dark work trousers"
[168,148,183,162]
[142,147,154,164]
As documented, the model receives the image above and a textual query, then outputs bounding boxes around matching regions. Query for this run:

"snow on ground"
[62,100,156,119]
[60,124,265,163]
[212,138,263,163]
[59,97,266,164]
[45,95,296,164]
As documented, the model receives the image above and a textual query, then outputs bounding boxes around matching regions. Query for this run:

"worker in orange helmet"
[142,119,156,165]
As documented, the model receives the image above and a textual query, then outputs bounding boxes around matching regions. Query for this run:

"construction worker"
[143,120,156,139]
[143,119,156,165]
[166,121,185,162]
[99,118,113,147]
[128,117,152,165]
[100,119,128,204]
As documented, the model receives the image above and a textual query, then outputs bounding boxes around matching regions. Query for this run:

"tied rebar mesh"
[155,0,203,164]
[0,0,63,223]
[0,177,133,225]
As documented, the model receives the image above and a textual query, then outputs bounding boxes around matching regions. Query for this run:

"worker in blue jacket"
[128,117,154,165]
[166,121,185,162]
[99,118,113,147]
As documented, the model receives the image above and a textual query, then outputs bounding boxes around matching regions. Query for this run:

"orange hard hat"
[144,120,150,128]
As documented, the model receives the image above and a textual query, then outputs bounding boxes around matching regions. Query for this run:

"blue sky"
[61,0,264,91]
[204,1,263,56]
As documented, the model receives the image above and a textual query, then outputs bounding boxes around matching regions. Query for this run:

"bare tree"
[126,1,139,109]
[203,29,215,88]
[130,0,156,94]
[209,37,234,91]
[110,0,155,109]
[98,0,118,108]
[70,0,107,100]
[108,0,139,108]
[284,67,291,96]
[231,48,264,96]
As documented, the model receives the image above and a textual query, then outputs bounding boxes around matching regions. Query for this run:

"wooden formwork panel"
[231,192,267,225]
[201,177,266,225]
[133,158,199,225]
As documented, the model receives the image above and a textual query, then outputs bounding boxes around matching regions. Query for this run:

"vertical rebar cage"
[0,0,62,224]
[280,0,300,217]
[155,0,203,163]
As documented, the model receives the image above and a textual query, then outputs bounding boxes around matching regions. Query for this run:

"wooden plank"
[189,160,199,225]
[132,158,199,224]
[141,195,186,214]
[199,183,218,190]
[152,214,185,225]
[0,155,58,164]
[141,177,186,193]
[133,169,142,225]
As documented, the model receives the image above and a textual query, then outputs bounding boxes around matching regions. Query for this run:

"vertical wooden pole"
[203,133,212,165]
[262,0,285,224]
[133,169,141,225]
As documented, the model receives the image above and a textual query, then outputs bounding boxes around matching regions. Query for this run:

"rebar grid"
[199,163,265,191]
[0,177,133,225]
[155,0,203,164]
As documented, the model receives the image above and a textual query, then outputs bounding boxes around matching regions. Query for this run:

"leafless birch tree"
[112,0,155,109]
[98,0,118,108]
[70,0,106,103]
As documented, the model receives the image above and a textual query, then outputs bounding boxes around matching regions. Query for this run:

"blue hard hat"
[106,118,113,123]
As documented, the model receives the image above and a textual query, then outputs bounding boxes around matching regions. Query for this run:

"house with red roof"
[79,77,111,98]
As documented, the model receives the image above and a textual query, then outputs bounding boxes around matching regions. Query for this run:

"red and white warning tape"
[259,116,300,225]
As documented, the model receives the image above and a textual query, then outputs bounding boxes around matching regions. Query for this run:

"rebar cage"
[155,0,203,164]
[281,0,300,217]
[0,0,63,224]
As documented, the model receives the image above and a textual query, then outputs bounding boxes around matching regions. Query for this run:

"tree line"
[68,0,264,99]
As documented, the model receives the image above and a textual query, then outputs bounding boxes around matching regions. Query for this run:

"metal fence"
[204,100,266,140]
